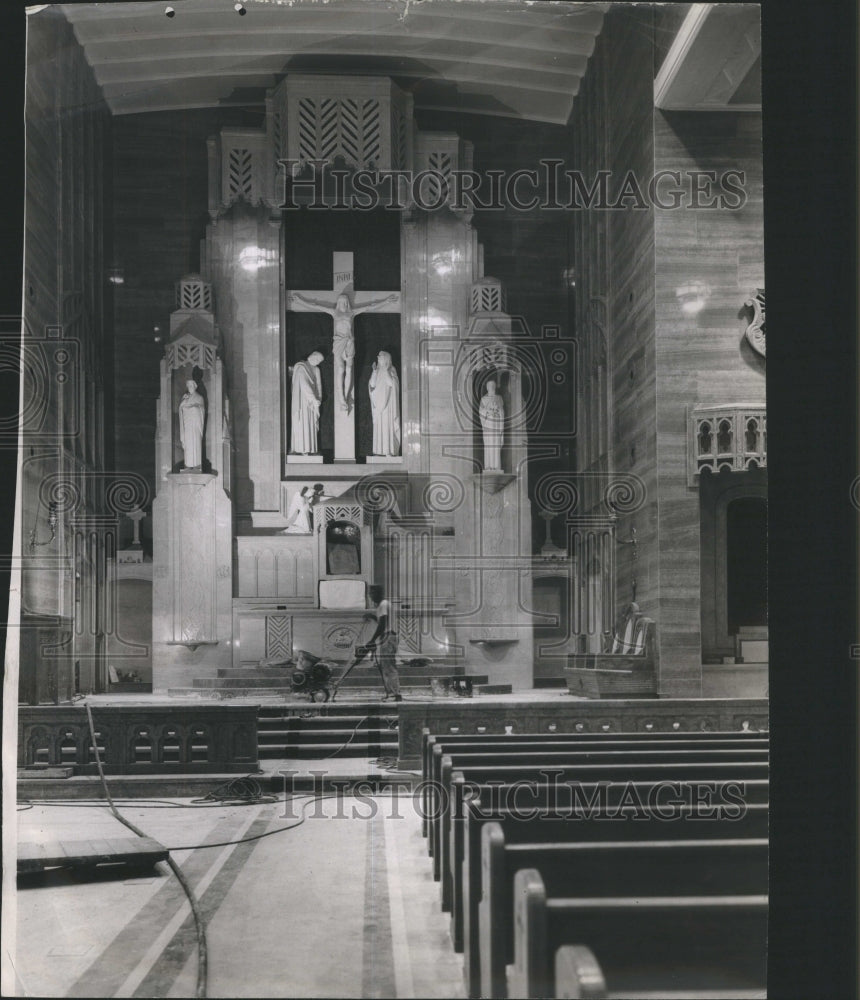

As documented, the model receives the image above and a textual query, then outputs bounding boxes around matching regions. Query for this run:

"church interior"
[3,1,792,996]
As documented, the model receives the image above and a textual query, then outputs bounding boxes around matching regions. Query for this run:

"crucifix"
[287,251,400,462]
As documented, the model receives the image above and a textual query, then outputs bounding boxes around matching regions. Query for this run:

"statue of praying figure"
[282,486,313,534]
[479,380,505,472]
[289,351,324,455]
[369,351,401,457]
[178,378,205,471]
[289,291,398,413]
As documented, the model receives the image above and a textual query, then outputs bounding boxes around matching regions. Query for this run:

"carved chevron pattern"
[296,97,383,169]
[266,615,292,660]
[227,147,254,199]
[398,612,420,653]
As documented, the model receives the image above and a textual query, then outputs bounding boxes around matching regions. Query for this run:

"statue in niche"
[288,351,324,455]
[178,378,205,471]
[282,486,313,534]
[369,351,401,457]
[479,380,505,471]
[290,291,398,413]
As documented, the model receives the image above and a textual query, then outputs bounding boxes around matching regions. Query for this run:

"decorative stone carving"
[271,75,414,176]
[369,351,401,456]
[290,290,398,413]
[286,251,400,462]
[688,405,767,484]
[283,486,314,534]
[265,615,292,660]
[479,381,504,471]
[178,379,205,471]
[288,352,323,456]
[744,288,765,357]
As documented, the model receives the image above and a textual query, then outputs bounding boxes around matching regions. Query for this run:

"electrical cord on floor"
[190,776,277,805]
[371,756,421,775]
[85,703,208,999]
[162,793,339,852]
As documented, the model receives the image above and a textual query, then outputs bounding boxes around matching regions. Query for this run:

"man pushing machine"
[331,586,402,702]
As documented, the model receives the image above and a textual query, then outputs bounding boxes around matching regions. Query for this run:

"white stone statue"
[282,486,313,534]
[178,378,205,470]
[479,380,504,471]
[369,351,401,457]
[290,291,398,413]
[289,351,324,455]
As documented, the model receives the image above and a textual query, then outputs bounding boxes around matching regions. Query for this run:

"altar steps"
[257,706,398,759]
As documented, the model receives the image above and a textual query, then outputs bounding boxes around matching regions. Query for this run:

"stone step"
[259,742,399,759]
[258,719,396,733]
[167,687,297,699]
[217,663,469,679]
[190,672,490,690]
[259,729,397,745]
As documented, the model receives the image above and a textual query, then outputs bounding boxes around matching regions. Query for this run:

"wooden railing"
[18,705,258,774]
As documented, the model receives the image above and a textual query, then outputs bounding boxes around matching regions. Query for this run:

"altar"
[150,74,551,693]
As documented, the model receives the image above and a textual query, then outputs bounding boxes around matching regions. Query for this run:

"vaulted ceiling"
[61,0,608,124]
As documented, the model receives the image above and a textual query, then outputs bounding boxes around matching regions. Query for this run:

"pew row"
[421,728,768,835]
[423,735,768,847]
[553,944,768,1000]
[439,757,769,909]
[479,828,767,999]
[458,797,769,997]
[510,873,767,1000]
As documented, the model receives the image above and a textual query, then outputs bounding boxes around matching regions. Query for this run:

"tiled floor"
[14,790,465,998]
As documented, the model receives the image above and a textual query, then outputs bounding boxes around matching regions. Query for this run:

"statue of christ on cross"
[289,288,398,413]
[287,251,400,463]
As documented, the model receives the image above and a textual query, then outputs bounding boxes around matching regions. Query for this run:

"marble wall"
[20,9,111,701]
[568,6,765,696]
[654,109,765,683]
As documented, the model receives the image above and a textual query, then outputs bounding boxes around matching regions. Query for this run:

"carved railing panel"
[18,706,259,774]
[688,405,767,484]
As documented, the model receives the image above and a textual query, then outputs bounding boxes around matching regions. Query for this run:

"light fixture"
[239,246,276,272]
[675,281,709,316]
[107,267,124,286]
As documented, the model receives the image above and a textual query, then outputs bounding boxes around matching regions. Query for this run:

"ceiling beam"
[654,3,761,111]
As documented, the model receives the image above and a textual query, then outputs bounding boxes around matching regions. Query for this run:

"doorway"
[726,496,767,632]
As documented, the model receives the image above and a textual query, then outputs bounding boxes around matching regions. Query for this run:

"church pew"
[420,728,767,834]
[510,874,767,1000]
[458,797,769,996]
[430,745,768,869]
[436,753,769,902]
[478,828,767,1000]
[425,739,768,854]
[554,944,766,1000]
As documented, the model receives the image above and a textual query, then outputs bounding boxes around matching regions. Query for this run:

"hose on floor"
[85,702,208,999]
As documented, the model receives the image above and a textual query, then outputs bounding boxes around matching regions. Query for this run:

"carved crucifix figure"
[287,252,400,462]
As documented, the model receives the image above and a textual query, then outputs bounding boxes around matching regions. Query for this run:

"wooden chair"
[564,602,658,698]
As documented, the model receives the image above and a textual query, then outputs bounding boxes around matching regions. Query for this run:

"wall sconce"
[29,501,58,553]
[675,281,709,316]
[107,267,125,286]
